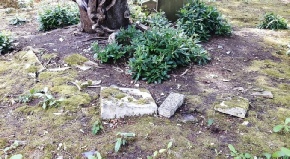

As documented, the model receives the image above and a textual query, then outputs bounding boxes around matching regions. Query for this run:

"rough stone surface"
[158,93,185,118]
[180,114,198,123]
[100,87,157,119]
[214,97,249,118]
[251,91,273,99]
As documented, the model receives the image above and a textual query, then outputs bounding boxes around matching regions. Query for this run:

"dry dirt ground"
[0,0,290,159]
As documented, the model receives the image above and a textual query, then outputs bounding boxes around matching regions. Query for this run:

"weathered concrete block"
[214,97,249,118]
[100,87,157,119]
[251,91,273,99]
[158,93,185,118]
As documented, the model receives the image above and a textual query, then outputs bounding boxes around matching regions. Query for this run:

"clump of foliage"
[177,0,232,41]
[38,4,79,31]
[258,13,288,30]
[114,132,136,152]
[33,87,63,109]
[228,144,253,159]
[9,16,27,26]
[18,88,38,103]
[263,147,290,159]
[18,87,63,109]
[142,12,170,28]
[273,118,290,133]
[0,31,13,55]
[93,42,126,63]
[147,141,173,159]
[270,147,290,158]
[93,15,210,83]
[92,120,104,135]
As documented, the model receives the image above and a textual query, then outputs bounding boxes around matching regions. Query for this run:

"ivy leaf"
[281,147,290,156]
[228,144,237,153]
[263,153,272,159]
[285,118,290,125]
[114,138,122,152]
[167,141,173,149]
[273,125,284,132]
[159,149,167,153]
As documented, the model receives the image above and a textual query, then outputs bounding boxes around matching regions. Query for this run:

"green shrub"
[38,4,80,31]
[0,31,13,55]
[142,12,170,28]
[93,23,210,84]
[177,0,231,41]
[129,27,209,83]
[258,13,288,30]
[92,42,126,63]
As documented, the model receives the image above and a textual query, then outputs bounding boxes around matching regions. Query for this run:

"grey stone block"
[158,93,185,118]
[100,87,157,119]
[214,97,249,118]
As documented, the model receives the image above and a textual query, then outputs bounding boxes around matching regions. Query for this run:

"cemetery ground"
[0,0,290,158]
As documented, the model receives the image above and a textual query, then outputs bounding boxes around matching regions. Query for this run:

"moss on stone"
[64,54,88,66]
[133,98,150,105]
[215,97,249,109]
[101,87,126,100]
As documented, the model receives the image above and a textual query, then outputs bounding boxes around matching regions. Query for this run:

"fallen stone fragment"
[214,97,249,118]
[76,60,102,70]
[251,91,273,99]
[100,87,157,119]
[180,114,198,123]
[158,93,185,118]
[47,67,71,72]
[21,50,45,77]
[76,65,91,71]
[233,87,245,92]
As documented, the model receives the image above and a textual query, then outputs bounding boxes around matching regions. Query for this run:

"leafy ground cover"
[0,0,290,158]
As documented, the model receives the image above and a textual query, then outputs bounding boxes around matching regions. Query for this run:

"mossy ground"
[1,0,290,158]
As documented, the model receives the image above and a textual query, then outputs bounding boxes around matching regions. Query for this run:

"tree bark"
[74,0,130,35]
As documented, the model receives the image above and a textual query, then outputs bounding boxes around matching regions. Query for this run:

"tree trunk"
[74,0,130,35]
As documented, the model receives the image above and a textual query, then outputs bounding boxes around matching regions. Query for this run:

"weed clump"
[258,13,288,30]
[0,31,13,55]
[38,4,79,31]
[177,0,232,41]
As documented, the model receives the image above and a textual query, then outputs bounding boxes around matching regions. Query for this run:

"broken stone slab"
[214,97,249,118]
[100,87,157,119]
[251,91,273,99]
[76,60,102,70]
[180,114,198,123]
[47,67,71,72]
[158,93,185,118]
[19,50,45,77]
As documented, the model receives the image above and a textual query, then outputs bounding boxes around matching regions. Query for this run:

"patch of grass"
[258,13,288,30]
[64,54,88,66]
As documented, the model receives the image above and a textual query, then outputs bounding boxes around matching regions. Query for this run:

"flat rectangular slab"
[158,93,185,118]
[100,87,157,119]
[214,97,249,118]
